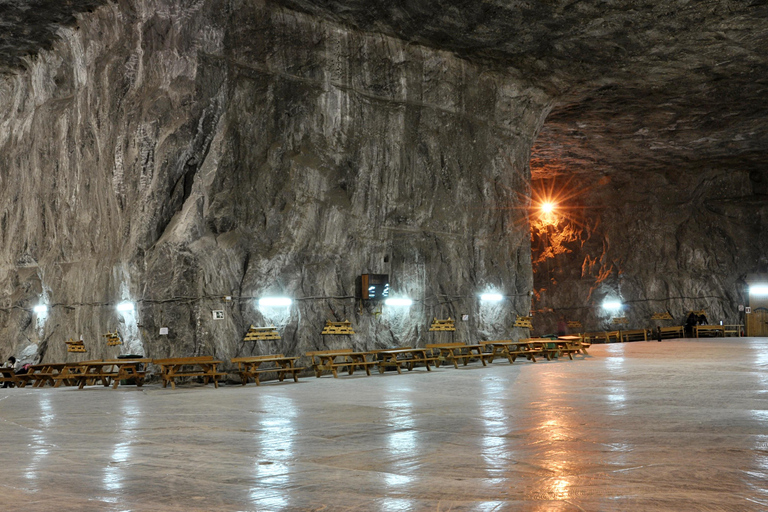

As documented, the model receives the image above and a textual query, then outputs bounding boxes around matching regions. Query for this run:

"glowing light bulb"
[541,202,554,214]
[258,297,293,307]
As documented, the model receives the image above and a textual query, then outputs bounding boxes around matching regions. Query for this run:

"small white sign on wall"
[159,327,169,335]
[461,314,469,321]
[212,310,225,320]
[738,304,744,311]
[745,307,751,314]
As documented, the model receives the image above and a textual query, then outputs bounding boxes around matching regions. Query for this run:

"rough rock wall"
[0,0,549,364]
[531,169,768,334]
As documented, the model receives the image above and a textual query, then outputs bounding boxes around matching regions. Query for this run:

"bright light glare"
[750,285,768,296]
[384,298,413,307]
[480,293,504,302]
[33,305,48,314]
[541,202,554,214]
[116,302,135,312]
[603,301,622,310]
[258,297,293,307]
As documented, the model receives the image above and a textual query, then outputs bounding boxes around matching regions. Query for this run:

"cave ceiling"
[2,0,768,179]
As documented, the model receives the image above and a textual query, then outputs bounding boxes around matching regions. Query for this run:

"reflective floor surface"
[1,338,767,511]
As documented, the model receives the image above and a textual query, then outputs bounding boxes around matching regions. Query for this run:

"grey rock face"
[530,170,767,334]
[0,0,544,363]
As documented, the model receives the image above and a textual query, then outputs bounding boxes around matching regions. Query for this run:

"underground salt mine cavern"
[1,1,767,510]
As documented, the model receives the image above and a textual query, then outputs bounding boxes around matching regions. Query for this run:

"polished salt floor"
[1,338,767,511]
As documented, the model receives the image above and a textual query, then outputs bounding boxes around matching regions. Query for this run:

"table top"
[314,351,371,358]
[153,357,222,365]
[481,340,533,346]
[78,359,151,367]
[30,363,70,370]
[378,348,428,355]
[233,355,298,363]
[557,335,582,340]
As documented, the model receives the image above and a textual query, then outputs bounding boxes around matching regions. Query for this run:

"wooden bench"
[558,335,590,355]
[152,356,227,389]
[74,359,150,390]
[620,329,649,342]
[606,330,621,343]
[426,343,491,369]
[479,340,540,363]
[51,363,88,387]
[305,349,378,378]
[659,326,684,339]
[0,366,31,388]
[583,332,609,344]
[694,325,725,338]
[231,355,304,385]
[723,325,743,337]
[520,338,561,360]
[376,348,435,374]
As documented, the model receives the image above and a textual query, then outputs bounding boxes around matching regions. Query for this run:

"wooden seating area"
[0,366,30,388]
[74,359,150,389]
[479,340,540,363]
[376,348,435,374]
[659,326,684,339]
[426,343,491,369]
[153,356,227,389]
[694,325,725,338]
[620,329,650,342]
[306,349,379,378]
[231,355,304,385]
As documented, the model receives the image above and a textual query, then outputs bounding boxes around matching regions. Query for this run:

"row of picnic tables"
[0,337,589,390]
[306,337,590,378]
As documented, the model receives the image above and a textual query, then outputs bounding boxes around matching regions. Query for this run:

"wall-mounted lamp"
[258,297,293,307]
[33,304,48,314]
[749,285,768,296]
[117,302,135,312]
[480,293,504,302]
[602,301,622,310]
[384,298,413,307]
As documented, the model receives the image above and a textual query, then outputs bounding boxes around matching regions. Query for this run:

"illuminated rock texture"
[0,0,542,363]
[1,0,767,356]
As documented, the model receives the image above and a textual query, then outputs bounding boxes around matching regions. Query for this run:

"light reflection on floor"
[1,338,767,511]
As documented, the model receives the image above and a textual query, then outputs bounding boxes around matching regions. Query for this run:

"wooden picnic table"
[25,363,70,388]
[306,349,378,378]
[521,339,562,361]
[231,355,304,385]
[0,366,30,388]
[74,359,150,390]
[479,340,540,364]
[51,363,88,388]
[376,348,434,374]
[427,343,492,368]
[153,356,226,389]
[557,335,590,355]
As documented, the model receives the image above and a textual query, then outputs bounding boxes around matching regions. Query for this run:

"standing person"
[685,312,697,337]
[557,317,567,337]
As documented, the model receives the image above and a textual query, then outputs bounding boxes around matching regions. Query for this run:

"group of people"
[685,312,709,337]
[2,356,31,388]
